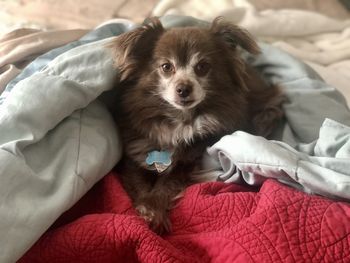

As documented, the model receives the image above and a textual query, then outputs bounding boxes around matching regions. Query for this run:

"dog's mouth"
[161,89,205,110]
[175,99,195,108]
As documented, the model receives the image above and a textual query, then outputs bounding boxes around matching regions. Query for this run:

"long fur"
[109,17,284,234]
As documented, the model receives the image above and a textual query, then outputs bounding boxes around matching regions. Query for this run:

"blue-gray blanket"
[0,16,349,262]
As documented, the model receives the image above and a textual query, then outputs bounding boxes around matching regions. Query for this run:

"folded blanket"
[207,119,350,200]
[19,171,350,262]
[0,24,128,262]
[1,16,350,262]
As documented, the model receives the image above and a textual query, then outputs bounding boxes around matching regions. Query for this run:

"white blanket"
[152,0,350,104]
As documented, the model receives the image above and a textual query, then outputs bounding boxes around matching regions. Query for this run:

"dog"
[108,17,284,234]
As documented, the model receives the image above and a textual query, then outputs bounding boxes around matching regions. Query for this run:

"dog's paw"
[135,204,171,235]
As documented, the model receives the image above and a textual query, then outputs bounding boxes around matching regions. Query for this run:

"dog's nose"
[176,84,192,98]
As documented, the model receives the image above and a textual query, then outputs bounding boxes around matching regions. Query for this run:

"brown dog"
[109,17,284,234]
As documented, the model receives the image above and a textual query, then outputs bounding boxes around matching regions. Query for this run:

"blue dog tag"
[146,150,172,173]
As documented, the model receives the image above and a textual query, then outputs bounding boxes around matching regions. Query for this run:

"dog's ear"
[108,17,164,81]
[210,17,260,55]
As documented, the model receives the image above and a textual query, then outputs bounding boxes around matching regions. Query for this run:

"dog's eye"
[194,61,211,76]
[161,63,174,73]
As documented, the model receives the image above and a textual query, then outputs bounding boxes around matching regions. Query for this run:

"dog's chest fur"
[151,113,222,146]
[122,111,223,170]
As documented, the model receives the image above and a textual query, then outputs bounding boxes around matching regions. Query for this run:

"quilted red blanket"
[19,171,350,262]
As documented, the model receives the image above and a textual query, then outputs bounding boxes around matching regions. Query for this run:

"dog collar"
[146,150,172,173]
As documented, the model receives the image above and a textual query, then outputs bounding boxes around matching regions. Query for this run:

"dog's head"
[111,17,260,111]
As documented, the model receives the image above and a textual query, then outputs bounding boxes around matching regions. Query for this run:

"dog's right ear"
[107,17,164,81]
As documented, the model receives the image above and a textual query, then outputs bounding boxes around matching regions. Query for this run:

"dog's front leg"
[135,171,189,235]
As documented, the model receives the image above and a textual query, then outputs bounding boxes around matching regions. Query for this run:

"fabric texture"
[19,171,350,263]
[207,119,350,200]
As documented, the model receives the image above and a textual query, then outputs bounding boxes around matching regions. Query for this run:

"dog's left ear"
[210,17,260,54]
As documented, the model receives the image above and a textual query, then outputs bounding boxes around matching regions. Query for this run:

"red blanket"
[20,171,350,262]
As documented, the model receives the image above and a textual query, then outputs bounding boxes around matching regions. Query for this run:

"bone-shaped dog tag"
[146,150,172,173]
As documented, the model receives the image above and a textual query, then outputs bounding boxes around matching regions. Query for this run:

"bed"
[0,7,350,263]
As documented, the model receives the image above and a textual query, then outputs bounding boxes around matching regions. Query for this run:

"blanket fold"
[207,119,350,200]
